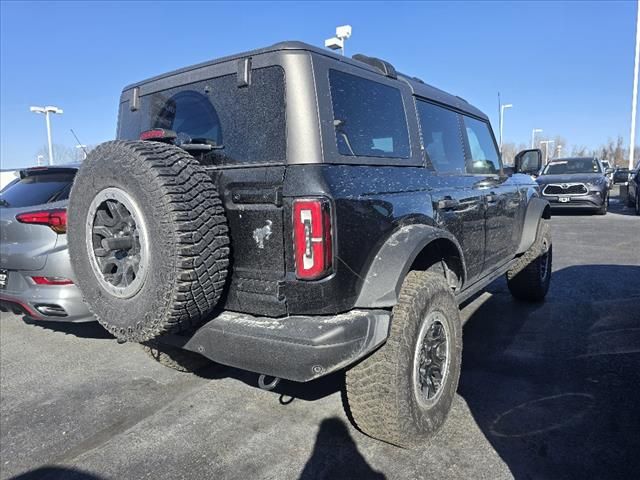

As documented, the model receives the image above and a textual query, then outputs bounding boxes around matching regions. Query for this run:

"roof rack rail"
[455,95,469,104]
[352,54,397,79]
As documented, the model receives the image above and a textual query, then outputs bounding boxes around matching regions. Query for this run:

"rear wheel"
[344,271,462,448]
[507,220,552,302]
[68,141,230,342]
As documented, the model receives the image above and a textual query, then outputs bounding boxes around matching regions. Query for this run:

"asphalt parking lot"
[1,190,639,480]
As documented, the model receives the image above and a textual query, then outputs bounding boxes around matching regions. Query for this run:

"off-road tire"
[68,140,229,342]
[344,271,462,448]
[142,341,212,373]
[507,220,552,302]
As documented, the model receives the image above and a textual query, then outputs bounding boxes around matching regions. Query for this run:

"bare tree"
[500,142,528,166]
[35,144,79,165]
[571,145,590,157]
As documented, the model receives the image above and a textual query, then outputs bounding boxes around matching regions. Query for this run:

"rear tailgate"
[118,64,289,316]
[0,167,75,271]
[0,205,61,271]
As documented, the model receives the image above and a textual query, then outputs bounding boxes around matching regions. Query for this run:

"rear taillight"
[16,209,67,234]
[293,199,333,280]
[31,276,74,286]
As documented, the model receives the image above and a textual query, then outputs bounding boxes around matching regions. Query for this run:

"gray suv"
[0,165,93,322]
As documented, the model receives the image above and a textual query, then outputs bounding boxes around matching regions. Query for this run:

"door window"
[463,116,501,174]
[416,100,466,174]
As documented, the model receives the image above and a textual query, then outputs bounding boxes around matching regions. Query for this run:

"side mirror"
[605,168,614,175]
[514,149,543,175]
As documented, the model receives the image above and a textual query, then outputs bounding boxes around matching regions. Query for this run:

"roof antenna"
[70,129,89,160]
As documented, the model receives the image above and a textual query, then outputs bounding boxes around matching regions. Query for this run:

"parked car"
[65,41,552,448]
[0,165,94,322]
[601,160,613,185]
[536,157,610,214]
[627,168,640,215]
[613,167,632,184]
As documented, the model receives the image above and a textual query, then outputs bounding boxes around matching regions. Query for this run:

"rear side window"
[329,69,410,158]
[463,116,500,174]
[0,172,75,208]
[416,100,466,174]
[120,66,286,166]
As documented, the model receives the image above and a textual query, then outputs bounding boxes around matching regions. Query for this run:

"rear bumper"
[0,270,94,323]
[162,309,391,382]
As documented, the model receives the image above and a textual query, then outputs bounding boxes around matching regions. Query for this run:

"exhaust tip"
[34,304,68,317]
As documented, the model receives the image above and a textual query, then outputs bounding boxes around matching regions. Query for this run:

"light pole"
[629,0,640,169]
[499,103,513,154]
[30,105,63,165]
[556,144,563,158]
[36,155,44,167]
[531,128,543,148]
[325,25,352,56]
[539,140,555,164]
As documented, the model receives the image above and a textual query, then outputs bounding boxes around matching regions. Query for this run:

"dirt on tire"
[67,140,229,342]
[344,271,462,448]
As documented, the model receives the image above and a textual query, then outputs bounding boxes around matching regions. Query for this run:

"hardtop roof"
[122,40,487,120]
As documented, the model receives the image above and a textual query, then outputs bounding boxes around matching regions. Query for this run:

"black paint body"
[116,42,549,380]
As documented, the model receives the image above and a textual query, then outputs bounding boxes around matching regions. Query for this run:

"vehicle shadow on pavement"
[459,264,640,479]
[193,362,345,402]
[7,466,105,480]
[21,318,114,339]
[298,417,385,480]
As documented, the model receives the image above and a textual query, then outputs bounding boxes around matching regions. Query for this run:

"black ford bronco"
[68,41,552,447]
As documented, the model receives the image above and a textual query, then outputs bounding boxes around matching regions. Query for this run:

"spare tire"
[68,140,229,342]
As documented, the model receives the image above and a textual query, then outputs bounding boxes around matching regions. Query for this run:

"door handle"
[437,198,460,210]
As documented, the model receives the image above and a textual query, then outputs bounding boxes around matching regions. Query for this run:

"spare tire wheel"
[67,140,229,342]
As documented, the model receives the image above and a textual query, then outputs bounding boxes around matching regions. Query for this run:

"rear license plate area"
[0,269,7,289]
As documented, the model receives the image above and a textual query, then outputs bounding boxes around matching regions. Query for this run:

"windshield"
[542,158,602,175]
[0,172,75,208]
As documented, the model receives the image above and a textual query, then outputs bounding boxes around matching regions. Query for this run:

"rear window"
[118,66,286,166]
[329,69,410,159]
[0,172,75,208]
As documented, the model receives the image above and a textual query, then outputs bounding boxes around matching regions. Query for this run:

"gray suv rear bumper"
[0,270,93,322]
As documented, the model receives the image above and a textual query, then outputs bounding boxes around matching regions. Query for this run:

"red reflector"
[293,199,333,280]
[16,209,67,234]
[31,276,74,286]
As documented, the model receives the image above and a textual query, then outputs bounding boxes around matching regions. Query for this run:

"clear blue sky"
[0,0,636,168]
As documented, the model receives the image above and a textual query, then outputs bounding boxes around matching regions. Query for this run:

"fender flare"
[516,197,551,254]
[354,224,467,308]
